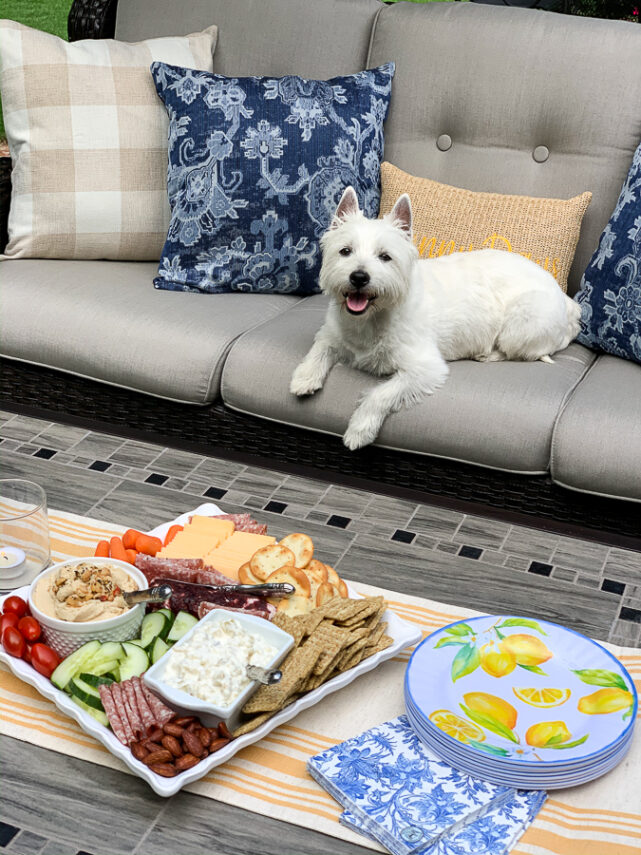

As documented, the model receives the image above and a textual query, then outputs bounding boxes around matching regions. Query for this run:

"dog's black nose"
[349,269,370,289]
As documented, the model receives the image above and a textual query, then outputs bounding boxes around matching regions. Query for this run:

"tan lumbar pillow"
[379,162,591,292]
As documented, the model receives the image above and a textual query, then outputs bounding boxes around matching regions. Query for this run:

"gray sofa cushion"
[552,356,641,502]
[221,295,596,474]
[0,260,297,404]
[115,0,382,78]
[368,3,641,296]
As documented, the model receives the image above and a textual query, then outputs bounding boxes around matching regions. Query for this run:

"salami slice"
[198,601,275,621]
[209,513,267,535]
[99,684,129,745]
[135,554,203,584]
[122,679,144,740]
[152,577,274,618]
[110,682,135,745]
[131,676,156,736]
[140,682,175,726]
[196,568,235,586]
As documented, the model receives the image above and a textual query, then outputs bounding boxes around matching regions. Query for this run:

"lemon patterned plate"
[404,615,637,773]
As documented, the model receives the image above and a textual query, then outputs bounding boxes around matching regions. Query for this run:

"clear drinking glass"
[0,479,50,591]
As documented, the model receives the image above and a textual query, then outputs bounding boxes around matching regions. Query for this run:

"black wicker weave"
[2,357,640,547]
[0,158,10,254]
[68,0,119,41]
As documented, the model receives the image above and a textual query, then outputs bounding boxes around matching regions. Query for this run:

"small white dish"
[143,608,295,724]
[28,557,147,657]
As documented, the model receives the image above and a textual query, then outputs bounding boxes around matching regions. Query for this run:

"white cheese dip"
[162,616,277,707]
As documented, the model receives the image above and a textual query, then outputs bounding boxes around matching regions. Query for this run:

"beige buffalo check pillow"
[0,20,217,260]
[379,162,592,292]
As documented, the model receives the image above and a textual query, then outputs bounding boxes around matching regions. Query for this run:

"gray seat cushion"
[221,295,595,473]
[552,355,641,502]
[0,260,297,404]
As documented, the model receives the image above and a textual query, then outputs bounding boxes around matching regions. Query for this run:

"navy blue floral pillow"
[150,62,395,295]
[575,141,641,364]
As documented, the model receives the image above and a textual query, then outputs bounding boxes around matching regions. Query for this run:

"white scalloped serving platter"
[0,504,421,796]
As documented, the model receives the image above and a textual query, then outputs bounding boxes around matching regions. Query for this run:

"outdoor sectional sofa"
[1,0,641,543]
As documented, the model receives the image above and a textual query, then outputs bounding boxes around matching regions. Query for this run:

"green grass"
[1,0,74,139]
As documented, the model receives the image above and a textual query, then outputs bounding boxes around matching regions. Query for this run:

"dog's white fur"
[290,187,581,450]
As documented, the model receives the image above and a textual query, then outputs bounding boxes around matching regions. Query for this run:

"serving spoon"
[122,584,173,606]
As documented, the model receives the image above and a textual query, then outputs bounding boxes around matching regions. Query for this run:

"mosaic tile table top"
[0,408,639,855]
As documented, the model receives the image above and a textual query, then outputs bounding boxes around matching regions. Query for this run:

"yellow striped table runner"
[1,509,639,855]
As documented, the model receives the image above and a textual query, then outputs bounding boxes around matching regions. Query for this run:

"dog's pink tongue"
[346,293,369,313]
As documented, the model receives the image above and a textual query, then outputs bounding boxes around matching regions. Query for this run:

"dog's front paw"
[343,415,378,450]
[290,364,324,397]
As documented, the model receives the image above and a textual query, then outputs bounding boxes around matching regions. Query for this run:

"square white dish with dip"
[0,504,422,796]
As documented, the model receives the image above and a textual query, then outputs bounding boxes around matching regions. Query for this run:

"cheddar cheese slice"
[205,532,276,581]
[158,525,232,559]
[185,516,235,543]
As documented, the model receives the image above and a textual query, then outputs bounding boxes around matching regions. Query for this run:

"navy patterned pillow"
[575,141,641,364]
[150,62,395,295]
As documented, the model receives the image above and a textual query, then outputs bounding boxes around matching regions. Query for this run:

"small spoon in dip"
[123,584,172,606]
[246,664,283,685]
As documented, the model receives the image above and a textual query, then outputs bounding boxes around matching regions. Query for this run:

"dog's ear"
[330,186,360,228]
[390,193,413,237]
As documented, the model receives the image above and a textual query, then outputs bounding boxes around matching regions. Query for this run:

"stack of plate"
[404,615,637,790]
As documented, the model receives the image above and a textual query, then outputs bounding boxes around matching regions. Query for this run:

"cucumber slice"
[167,611,198,643]
[96,641,124,660]
[69,676,104,710]
[79,673,114,688]
[158,608,174,626]
[51,640,102,691]
[118,641,149,681]
[108,668,120,682]
[91,659,121,677]
[81,642,125,675]
[70,694,109,727]
[140,612,169,647]
[128,638,145,648]
[150,636,171,664]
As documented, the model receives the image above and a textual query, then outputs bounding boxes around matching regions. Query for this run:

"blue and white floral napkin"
[307,716,545,855]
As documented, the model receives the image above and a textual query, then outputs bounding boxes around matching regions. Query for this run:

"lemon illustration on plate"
[577,688,633,714]
[428,709,485,743]
[479,641,516,677]
[463,692,518,729]
[513,687,571,708]
[525,720,572,747]
[501,634,553,667]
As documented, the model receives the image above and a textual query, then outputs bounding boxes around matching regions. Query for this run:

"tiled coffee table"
[1,409,639,855]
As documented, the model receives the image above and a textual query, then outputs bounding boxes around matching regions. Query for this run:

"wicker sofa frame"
[1,0,639,548]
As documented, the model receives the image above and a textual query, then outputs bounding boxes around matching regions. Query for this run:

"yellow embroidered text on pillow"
[378,162,592,292]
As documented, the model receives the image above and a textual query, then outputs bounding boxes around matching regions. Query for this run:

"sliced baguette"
[238,562,262,586]
[250,544,296,581]
[277,595,313,618]
[266,565,312,598]
[280,533,314,569]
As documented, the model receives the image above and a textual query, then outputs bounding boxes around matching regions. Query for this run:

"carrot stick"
[94,540,110,557]
[125,549,137,565]
[123,529,142,550]
[135,534,163,556]
[110,536,128,562]
[164,524,183,546]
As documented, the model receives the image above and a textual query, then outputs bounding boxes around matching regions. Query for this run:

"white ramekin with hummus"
[28,558,147,658]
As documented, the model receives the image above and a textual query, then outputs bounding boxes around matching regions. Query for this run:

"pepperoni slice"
[110,682,135,745]
[98,684,129,745]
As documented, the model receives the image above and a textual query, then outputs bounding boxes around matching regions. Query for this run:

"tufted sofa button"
[533,145,550,163]
[436,134,452,152]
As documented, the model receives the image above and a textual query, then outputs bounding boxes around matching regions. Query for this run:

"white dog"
[290,187,581,450]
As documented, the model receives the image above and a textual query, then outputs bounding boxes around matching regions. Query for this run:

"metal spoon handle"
[246,664,283,685]
[123,584,172,606]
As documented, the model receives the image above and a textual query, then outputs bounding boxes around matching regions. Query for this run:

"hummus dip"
[33,561,138,622]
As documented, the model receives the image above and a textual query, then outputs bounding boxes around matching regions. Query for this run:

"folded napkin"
[308,716,546,855]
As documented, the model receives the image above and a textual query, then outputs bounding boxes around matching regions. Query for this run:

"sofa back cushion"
[368,3,641,296]
[115,0,382,79]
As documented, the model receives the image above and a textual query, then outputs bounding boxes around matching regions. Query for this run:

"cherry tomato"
[2,596,28,618]
[31,643,61,678]
[17,615,41,643]
[0,613,19,636]
[23,643,34,664]
[2,626,26,658]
